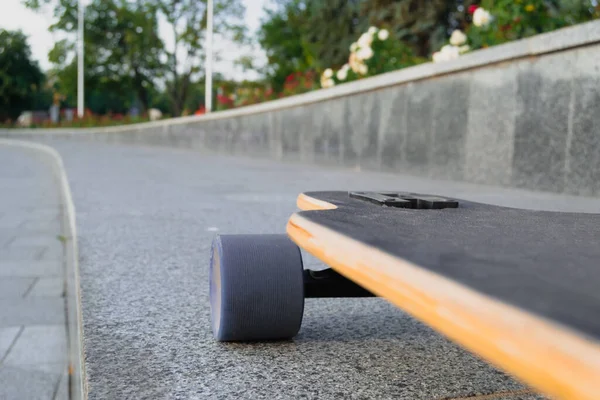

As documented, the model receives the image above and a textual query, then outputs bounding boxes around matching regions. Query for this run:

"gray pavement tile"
[0,365,61,400]
[0,261,63,278]
[28,278,65,298]
[16,221,61,235]
[0,327,21,361]
[0,235,15,247]
[0,213,34,224]
[9,235,62,249]
[0,298,65,327]
[23,210,61,222]
[38,245,64,262]
[0,277,36,298]
[4,325,67,366]
[12,363,68,375]
[0,246,46,261]
[0,220,25,231]
[0,211,59,226]
[53,369,68,400]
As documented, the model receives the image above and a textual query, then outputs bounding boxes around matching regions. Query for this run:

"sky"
[0,0,269,80]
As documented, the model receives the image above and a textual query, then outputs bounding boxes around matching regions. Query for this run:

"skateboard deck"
[286,191,600,400]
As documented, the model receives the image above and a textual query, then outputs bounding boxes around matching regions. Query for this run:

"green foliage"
[258,0,315,92]
[152,0,246,116]
[24,0,246,117]
[464,0,600,50]
[258,0,366,92]
[25,113,155,128]
[86,0,164,111]
[233,84,277,107]
[322,26,424,88]
[25,0,164,114]
[303,0,367,69]
[0,29,49,122]
[363,29,426,74]
[281,70,319,96]
[359,0,476,57]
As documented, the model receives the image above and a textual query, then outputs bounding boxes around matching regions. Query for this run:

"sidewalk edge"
[0,139,87,400]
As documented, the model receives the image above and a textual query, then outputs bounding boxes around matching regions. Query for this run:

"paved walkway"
[0,146,68,400]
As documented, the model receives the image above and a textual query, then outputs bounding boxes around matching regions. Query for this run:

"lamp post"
[77,0,85,118]
[205,0,214,113]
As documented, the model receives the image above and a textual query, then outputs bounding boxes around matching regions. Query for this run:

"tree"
[151,0,246,116]
[303,0,366,69]
[258,0,313,91]
[86,0,164,112]
[359,0,478,58]
[0,29,48,122]
[25,0,164,114]
[258,0,366,92]
[25,0,248,116]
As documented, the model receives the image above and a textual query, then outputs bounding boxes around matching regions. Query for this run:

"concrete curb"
[0,140,87,400]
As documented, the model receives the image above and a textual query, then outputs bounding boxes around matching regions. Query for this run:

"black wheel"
[209,234,305,341]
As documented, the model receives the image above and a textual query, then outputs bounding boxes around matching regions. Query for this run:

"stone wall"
[3,21,600,196]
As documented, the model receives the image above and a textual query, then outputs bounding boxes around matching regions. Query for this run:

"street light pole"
[205,0,214,113]
[77,0,85,118]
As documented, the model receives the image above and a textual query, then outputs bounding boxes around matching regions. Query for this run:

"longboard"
[286,191,600,400]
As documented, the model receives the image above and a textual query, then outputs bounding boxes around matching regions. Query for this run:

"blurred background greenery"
[1,0,598,127]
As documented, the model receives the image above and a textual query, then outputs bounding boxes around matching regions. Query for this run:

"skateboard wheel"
[209,234,305,341]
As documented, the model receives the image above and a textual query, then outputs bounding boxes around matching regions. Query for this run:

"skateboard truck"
[349,191,459,209]
[303,268,374,298]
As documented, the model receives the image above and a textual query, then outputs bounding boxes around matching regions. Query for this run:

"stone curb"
[0,140,87,400]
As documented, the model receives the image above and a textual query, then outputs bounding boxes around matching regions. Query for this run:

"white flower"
[441,44,460,60]
[321,78,335,88]
[336,68,348,81]
[449,29,467,46]
[349,53,361,73]
[358,63,368,75]
[323,68,333,79]
[356,46,374,61]
[433,45,461,63]
[473,7,492,27]
[368,26,377,35]
[377,29,389,41]
[350,42,358,52]
[459,45,470,54]
[357,32,373,48]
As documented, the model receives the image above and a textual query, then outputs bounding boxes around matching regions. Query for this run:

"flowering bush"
[433,1,599,63]
[283,71,320,96]
[213,81,287,111]
[233,86,279,107]
[321,26,424,88]
[6,112,159,128]
[432,29,470,63]
[468,0,600,49]
[216,91,235,111]
[467,1,553,49]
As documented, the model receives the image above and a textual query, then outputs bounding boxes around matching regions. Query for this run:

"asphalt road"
[41,140,600,400]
